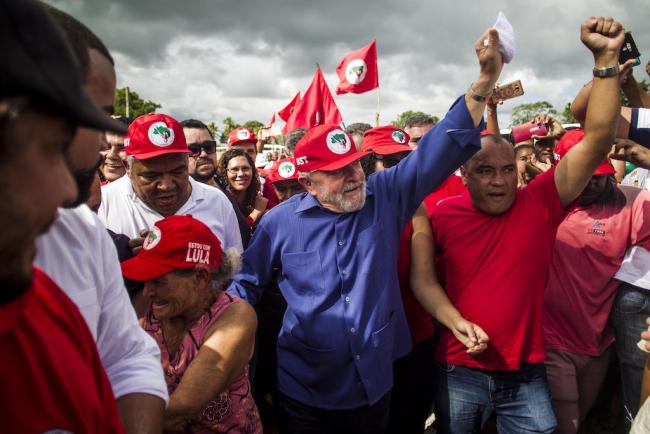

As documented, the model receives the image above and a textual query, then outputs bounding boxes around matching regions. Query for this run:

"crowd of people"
[3,1,650,433]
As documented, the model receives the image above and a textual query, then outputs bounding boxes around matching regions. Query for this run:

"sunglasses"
[376,152,409,168]
[188,140,217,157]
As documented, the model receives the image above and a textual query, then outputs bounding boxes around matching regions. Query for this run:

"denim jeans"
[611,282,650,429]
[434,362,557,434]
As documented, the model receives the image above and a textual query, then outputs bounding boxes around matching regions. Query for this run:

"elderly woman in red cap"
[121,215,261,434]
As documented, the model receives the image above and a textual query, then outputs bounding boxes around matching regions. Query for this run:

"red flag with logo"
[335,39,379,95]
[284,68,343,133]
[278,92,301,122]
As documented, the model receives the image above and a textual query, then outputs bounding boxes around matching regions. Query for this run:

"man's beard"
[66,157,102,208]
[191,159,216,183]
[317,180,366,213]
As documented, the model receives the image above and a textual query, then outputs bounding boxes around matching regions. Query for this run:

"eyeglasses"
[227,166,252,175]
[188,140,217,157]
[375,152,409,168]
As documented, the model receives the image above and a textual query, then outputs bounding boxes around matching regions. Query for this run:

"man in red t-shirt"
[543,129,650,433]
[0,0,127,432]
[430,17,627,434]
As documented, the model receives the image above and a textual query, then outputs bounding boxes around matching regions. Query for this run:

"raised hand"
[580,16,625,64]
[473,28,504,91]
[609,139,650,170]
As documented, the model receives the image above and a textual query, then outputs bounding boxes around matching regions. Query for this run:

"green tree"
[207,122,219,139]
[560,102,578,124]
[220,116,241,143]
[391,110,439,129]
[621,79,650,107]
[114,87,161,118]
[509,101,558,127]
[243,120,264,134]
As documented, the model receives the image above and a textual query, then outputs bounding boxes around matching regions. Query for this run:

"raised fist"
[580,16,625,62]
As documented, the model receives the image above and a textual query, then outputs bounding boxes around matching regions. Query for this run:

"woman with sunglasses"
[217,148,268,229]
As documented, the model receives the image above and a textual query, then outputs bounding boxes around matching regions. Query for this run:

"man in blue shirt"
[228,27,504,434]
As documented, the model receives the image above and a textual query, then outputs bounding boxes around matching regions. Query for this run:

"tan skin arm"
[465,28,504,127]
[555,17,624,208]
[409,205,488,354]
[621,70,650,108]
[163,300,257,432]
[485,92,503,135]
[610,138,650,170]
[640,317,650,404]
[117,394,165,434]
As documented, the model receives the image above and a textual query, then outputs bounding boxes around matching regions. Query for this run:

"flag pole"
[375,86,380,127]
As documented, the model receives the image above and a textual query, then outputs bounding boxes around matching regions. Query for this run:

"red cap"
[124,113,189,160]
[121,215,222,281]
[294,124,369,172]
[554,129,615,175]
[362,126,412,155]
[228,127,256,146]
[267,158,300,183]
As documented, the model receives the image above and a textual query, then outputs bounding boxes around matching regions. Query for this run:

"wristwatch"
[592,65,619,78]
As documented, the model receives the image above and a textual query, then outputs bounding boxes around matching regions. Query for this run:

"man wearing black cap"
[0,0,129,432]
[33,5,168,434]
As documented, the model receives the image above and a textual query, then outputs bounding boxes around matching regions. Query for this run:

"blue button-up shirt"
[228,96,482,409]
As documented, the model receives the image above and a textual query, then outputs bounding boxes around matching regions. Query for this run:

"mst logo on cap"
[392,130,406,144]
[326,129,351,155]
[345,59,368,85]
[143,226,162,250]
[148,122,175,147]
[237,129,251,140]
[278,161,296,178]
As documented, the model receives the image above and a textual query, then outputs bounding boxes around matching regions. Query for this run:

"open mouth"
[487,192,507,201]
[155,194,177,207]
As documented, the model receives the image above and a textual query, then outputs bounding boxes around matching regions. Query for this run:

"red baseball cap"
[554,128,615,175]
[362,126,412,155]
[124,113,189,160]
[267,158,300,183]
[294,124,369,172]
[121,215,222,281]
[228,127,257,146]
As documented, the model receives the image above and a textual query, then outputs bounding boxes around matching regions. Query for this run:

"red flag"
[267,112,276,128]
[284,68,343,134]
[278,92,301,122]
[335,39,379,95]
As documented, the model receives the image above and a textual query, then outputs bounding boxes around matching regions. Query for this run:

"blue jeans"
[612,282,650,429]
[434,362,557,434]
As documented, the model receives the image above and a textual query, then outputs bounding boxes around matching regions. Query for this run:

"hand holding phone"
[492,80,524,101]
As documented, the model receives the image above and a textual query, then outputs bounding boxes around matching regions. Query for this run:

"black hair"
[346,123,372,136]
[43,4,114,81]
[181,119,213,139]
[405,114,435,129]
[216,148,260,215]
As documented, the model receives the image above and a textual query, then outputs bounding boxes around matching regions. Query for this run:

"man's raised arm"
[555,16,624,208]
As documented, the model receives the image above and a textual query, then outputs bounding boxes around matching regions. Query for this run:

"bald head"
[464,135,514,171]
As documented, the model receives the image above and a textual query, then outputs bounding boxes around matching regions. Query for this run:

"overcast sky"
[48,0,649,130]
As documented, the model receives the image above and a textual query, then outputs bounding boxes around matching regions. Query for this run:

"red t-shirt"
[431,168,566,370]
[397,175,466,346]
[544,186,650,356]
[0,267,125,434]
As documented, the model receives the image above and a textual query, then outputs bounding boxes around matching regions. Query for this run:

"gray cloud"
[47,0,650,128]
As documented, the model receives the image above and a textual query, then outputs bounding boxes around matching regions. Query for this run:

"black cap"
[0,0,126,134]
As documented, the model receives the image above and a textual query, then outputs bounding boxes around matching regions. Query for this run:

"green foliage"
[560,102,578,124]
[207,122,219,139]
[114,87,161,118]
[220,116,240,143]
[621,79,650,107]
[509,101,558,127]
[243,120,264,133]
[391,110,439,129]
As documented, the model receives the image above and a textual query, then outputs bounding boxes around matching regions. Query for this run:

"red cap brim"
[316,150,371,172]
[128,149,190,160]
[121,256,177,281]
[370,144,412,156]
